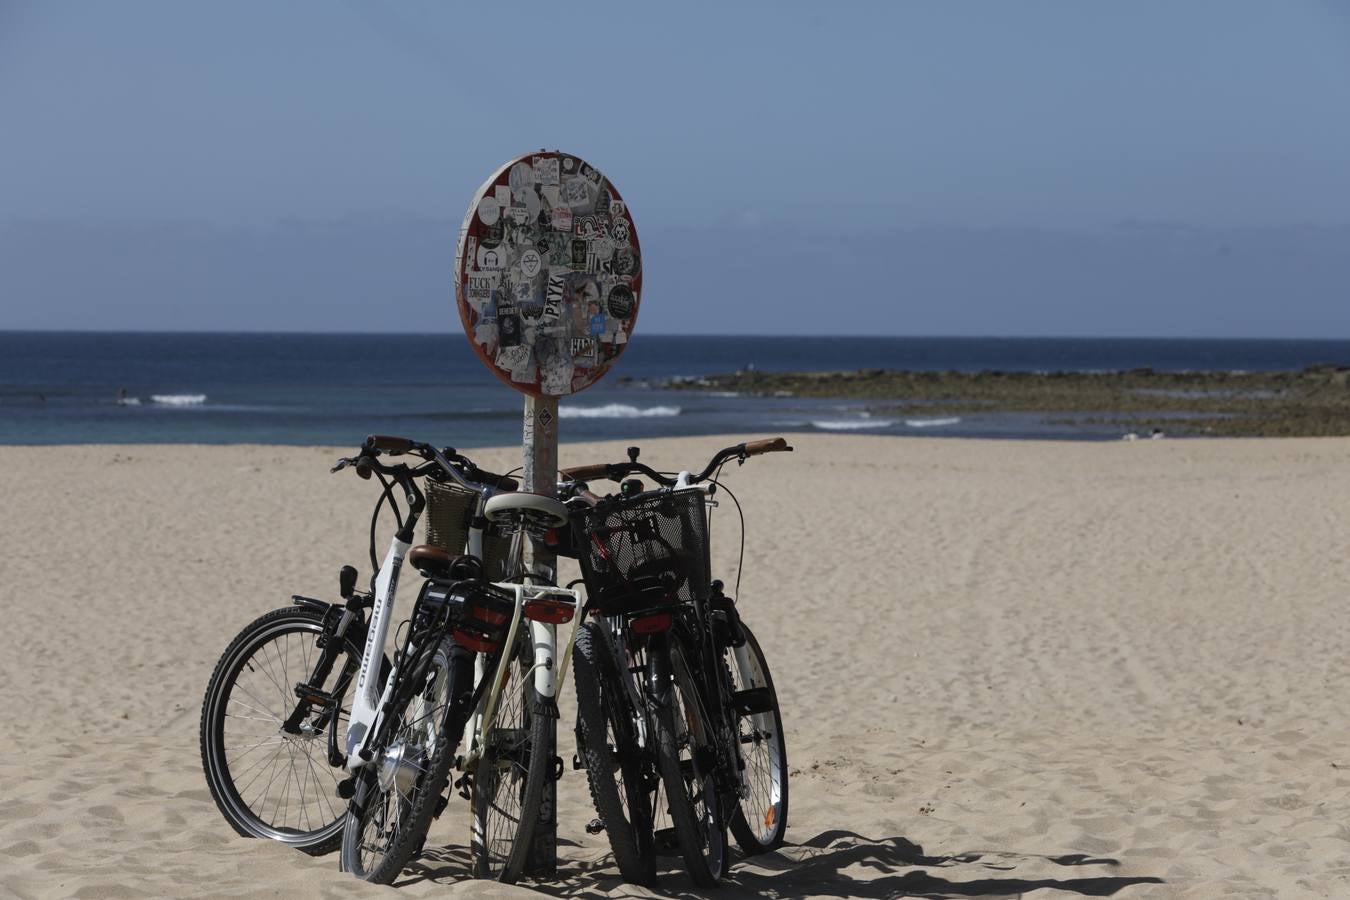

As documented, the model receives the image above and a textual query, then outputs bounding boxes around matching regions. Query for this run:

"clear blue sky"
[2,1,1349,335]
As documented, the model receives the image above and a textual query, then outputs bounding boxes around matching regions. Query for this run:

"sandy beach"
[3,433,1350,899]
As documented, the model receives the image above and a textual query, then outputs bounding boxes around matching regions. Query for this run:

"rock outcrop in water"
[663,366,1350,437]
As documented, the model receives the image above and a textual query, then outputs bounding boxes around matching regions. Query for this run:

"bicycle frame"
[344,491,584,775]
[462,581,586,770]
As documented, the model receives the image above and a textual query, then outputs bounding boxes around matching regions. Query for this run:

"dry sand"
[3,434,1350,899]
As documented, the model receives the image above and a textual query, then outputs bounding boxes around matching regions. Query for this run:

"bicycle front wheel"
[199,605,359,855]
[340,638,471,883]
[725,623,788,853]
[471,627,551,883]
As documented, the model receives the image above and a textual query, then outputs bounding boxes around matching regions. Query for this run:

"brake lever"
[330,457,354,474]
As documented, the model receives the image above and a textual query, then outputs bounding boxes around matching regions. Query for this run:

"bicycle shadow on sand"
[402,830,1164,898]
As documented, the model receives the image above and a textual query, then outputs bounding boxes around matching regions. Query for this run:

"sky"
[2,1,1349,335]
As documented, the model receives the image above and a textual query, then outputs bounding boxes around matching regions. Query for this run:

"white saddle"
[483,491,570,529]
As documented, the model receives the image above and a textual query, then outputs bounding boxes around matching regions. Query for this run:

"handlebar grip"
[355,458,373,480]
[560,463,611,481]
[743,436,792,455]
[367,434,414,453]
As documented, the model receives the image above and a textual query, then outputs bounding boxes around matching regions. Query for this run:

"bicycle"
[561,438,792,886]
[331,435,584,885]
[199,435,577,884]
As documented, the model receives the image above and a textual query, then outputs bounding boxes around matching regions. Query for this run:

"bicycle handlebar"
[368,434,415,454]
[331,436,519,493]
[560,436,793,487]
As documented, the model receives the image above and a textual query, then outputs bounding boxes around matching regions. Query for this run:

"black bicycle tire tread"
[199,605,346,856]
[573,622,656,886]
[654,638,725,888]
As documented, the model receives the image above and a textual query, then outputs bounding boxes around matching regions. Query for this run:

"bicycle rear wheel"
[725,623,788,853]
[199,606,359,855]
[471,627,551,882]
[573,621,656,885]
[653,634,729,887]
[340,638,471,883]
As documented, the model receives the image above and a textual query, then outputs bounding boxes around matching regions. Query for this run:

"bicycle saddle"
[407,546,483,581]
[483,492,570,529]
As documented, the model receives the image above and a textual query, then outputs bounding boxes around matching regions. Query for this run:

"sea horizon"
[3,332,1348,446]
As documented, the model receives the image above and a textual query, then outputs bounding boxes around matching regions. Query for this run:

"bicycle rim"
[201,609,352,850]
[342,638,458,882]
[726,624,788,852]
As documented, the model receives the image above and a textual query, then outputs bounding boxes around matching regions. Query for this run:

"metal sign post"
[521,393,559,875]
[453,150,642,877]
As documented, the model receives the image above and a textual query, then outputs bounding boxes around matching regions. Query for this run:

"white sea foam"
[116,397,141,406]
[905,417,961,428]
[151,394,207,406]
[810,419,896,431]
[559,404,681,419]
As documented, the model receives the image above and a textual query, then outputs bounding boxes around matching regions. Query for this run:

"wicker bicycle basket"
[425,480,511,581]
[579,489,710,615]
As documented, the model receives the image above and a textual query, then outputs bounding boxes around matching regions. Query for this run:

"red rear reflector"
[630,612,672,634]
[468,607,510,627]
[453,628,500,654]
[523,597,575,624]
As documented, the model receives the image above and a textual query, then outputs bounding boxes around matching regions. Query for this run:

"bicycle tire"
[199,605,361,855]
[653,634,729,887]
[471,628,551,883]
[573,621,656,885]
[725,623,789,854]
[340,637,471,883]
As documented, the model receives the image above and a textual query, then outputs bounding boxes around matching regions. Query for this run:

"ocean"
[3,332,1348,445]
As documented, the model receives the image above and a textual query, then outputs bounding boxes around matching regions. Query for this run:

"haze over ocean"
[3,3,1349,339]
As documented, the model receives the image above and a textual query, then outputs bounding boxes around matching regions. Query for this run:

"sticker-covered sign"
[455,151,642,397]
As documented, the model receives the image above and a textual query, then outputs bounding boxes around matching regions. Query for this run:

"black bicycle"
[562,438,792,886]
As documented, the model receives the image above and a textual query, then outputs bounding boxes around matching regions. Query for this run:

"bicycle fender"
[646,632,673,708]
[291,594,334,614]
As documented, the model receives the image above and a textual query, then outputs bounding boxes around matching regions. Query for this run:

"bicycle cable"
[368,470,404,588]
[707,471,747,601]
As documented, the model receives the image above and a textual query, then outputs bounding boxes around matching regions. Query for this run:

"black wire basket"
[579,489,710,615]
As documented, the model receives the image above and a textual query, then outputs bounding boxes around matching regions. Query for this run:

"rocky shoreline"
[656,366,1350,437]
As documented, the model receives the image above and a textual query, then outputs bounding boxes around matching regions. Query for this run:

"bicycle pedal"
[454,773,473,800]
[585,817,606,835]
[293,682,337,707]
[733,687,773,716]
[653,827,681,854]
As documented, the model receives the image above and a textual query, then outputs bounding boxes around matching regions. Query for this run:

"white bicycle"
[198,432,585,885]
[324,434,591,884]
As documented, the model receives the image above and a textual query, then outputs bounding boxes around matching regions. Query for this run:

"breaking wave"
[810,419,896,431]
[559,404,681,419]
[904,417,961,428]
[151,394,207,406]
